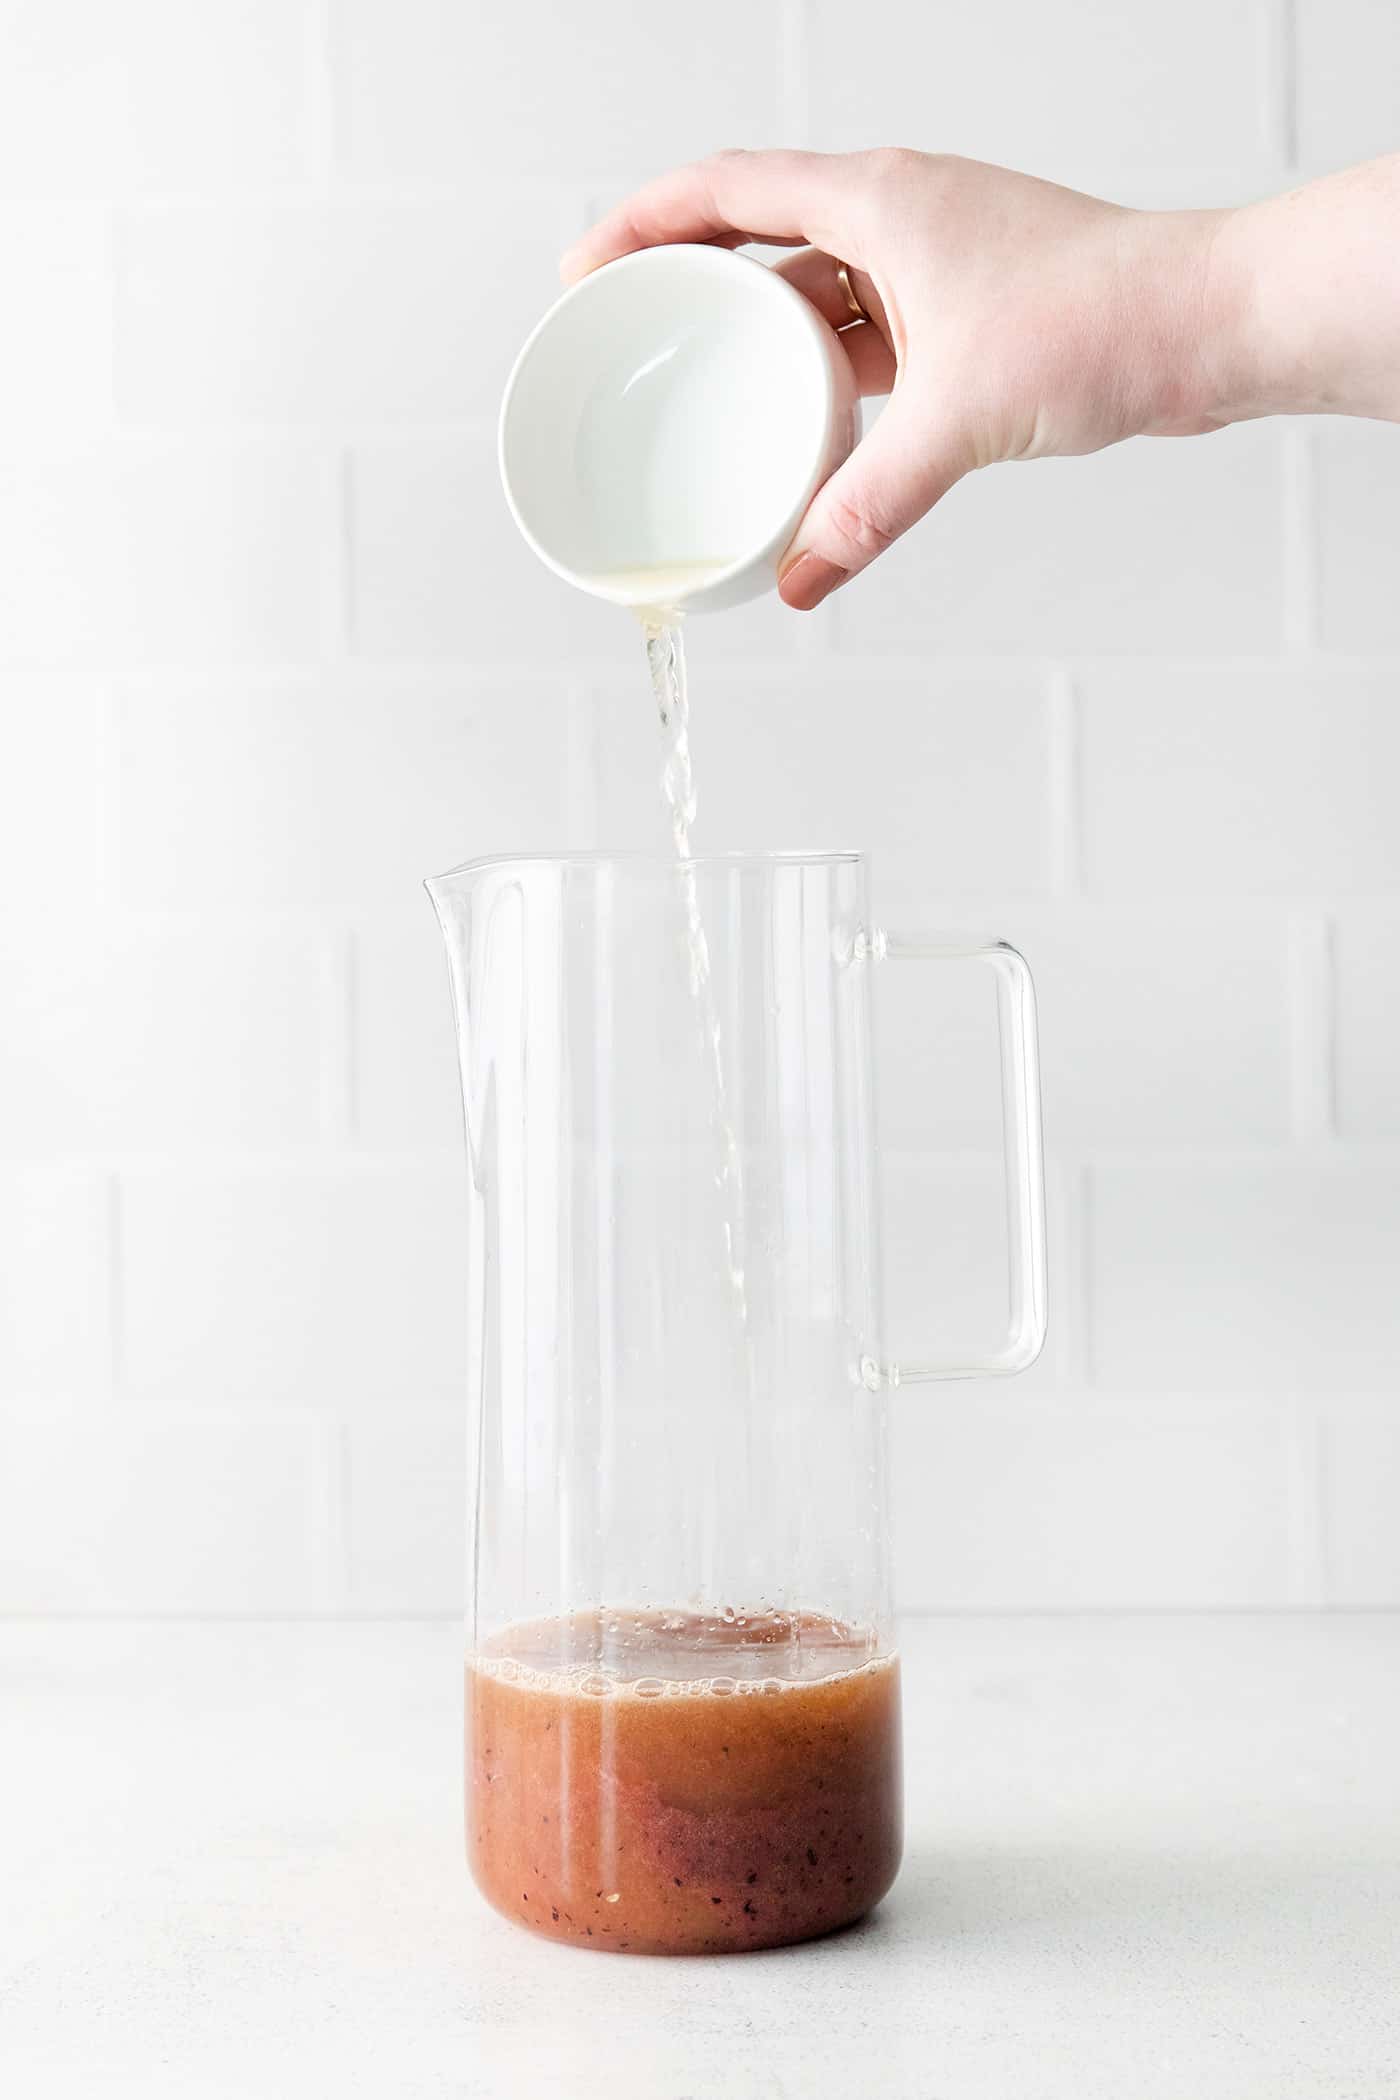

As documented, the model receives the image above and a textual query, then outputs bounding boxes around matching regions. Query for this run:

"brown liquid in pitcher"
[467,1609,902,1954]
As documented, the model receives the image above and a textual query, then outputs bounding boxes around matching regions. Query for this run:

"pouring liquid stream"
[632,577,752,1353]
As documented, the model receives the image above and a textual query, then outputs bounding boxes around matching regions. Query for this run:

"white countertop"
[3,1616,1398,2099]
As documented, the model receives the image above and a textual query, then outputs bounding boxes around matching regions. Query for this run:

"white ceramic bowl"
[498,243,858,614]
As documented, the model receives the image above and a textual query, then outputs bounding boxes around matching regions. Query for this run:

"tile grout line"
[75,649,1400,688]
[321,931,358,1145]
[93,680,116,904]
[1287,910,1334,1143]
[305,0,338,194]
[317,1418,353,1612]
[1264,0,1300,171]
[1065,1163,1093,1390]
[326,448,356,660]
[102,200,121,433]
[105,1171,125,1400]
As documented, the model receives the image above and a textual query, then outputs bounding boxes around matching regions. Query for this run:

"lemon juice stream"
[640,607,752,1355]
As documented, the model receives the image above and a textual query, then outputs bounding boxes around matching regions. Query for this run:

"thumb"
[777,387,961,611]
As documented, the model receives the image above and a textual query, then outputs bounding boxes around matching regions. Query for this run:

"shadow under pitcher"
[427,849,1047,1954]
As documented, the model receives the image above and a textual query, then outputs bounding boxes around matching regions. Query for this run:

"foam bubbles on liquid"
[472,1611,897,1699]
[472,1652,897,1702]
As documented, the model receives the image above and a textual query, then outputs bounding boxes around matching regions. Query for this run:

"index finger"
[560,148,859,283]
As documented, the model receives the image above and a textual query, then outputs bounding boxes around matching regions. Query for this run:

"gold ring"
[835,260,870,325]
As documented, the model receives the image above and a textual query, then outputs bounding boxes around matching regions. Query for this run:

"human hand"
[562,149,1233,608]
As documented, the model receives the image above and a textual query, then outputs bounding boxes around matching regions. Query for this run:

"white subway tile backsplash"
[1082,664,1400,895]
[0,924,329,1154]
[891,1391,1298,1611]
[352,917,462,1152]
[348,438,630,665]
[334,0,783,186]
[1320,1397,1400,1607]
[0,0,309,196]
[116,201,570,427]
[111,675,574,917]
[0,1167,110,1399]
[0,1414,332,1612]
[679,592,804,668]
[1333,908,1400,1140]
[834,425,1284,658]
[0,677,103,913]
[1316,422,1400,652]
[118,1166,469,1417]
[3,0,1399,1619]
[881,1150,1064,1392]
[1090,1161,1400,1391]
[343,1417,466,1612]
[809,1,1270,180]
[597,665,1053,899]
[0,446,328,665]
[878,908,1293,1154]
[875,955,1008,1155]
[0,941,96,1154]
[1297,1,1400,170]
[0,208,112,428]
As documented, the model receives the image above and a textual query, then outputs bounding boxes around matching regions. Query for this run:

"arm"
[561,150,1400,609]
[1212,156,1400,426]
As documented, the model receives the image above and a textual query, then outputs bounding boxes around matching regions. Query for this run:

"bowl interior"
[500,247,831,597]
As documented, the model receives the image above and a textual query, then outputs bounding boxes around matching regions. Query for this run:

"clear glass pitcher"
[427,848,1046,1954]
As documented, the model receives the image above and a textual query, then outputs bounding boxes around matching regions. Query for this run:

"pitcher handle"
[875,932,1048,1384]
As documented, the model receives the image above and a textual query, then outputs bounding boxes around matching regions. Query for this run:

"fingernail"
[559,246,583,284]
[778,550,846,612]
